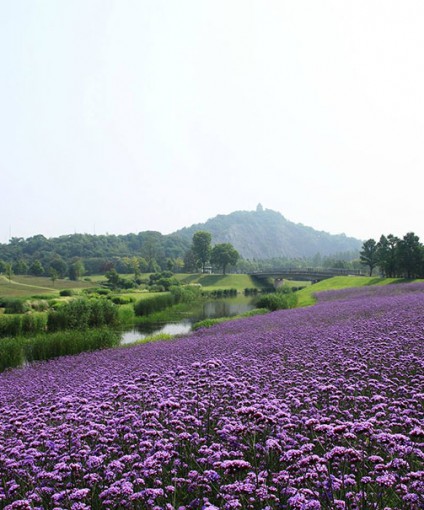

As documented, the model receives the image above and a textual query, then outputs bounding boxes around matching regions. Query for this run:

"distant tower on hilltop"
[256,203,264,212]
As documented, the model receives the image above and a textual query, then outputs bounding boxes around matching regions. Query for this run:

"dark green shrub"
[170,285,201,304]
[206,288,238,298]
[28,300,49,312]
[118,304,135,324]
[97,288,111,295]
[4,299,29,314]
[59,289,74,297]
[0,315,23,337]
[110,295,134,305]
[21,313,48,335]
[149,271,179,291]
[256,291,298,311]
[47,298,118,331]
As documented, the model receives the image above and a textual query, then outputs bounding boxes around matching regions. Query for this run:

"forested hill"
[0,208,361,275]
[175,208,362,259]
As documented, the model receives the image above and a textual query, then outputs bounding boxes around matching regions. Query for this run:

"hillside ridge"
[174,207,361,259]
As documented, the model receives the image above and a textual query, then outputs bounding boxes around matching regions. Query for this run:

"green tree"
[140,232,165,270]
[49,268,58,286]
[13,259,29,275]
[211,243,239,275]
[183,249,198,273]
[69,259,85,280]
[192,231,212,273]
[29,260,44,276]
[377,234,399,277]
[123,256,141,279]
[397,232,422,278]
[105,268,120,289]
[359,239,379,276]
[49,257,68,278]
[5,262,13,281]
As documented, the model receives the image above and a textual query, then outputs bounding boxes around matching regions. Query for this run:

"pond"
[120,295,257,345]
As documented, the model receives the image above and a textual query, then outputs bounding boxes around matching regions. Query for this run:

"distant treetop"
[256,203,264,212]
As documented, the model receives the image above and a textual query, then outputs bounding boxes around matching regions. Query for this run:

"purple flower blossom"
[1,282,424,507]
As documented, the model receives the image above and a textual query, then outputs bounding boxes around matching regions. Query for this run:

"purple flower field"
[1,283,423,509]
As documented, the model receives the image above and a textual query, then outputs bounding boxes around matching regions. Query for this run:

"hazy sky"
[1,1,423,243]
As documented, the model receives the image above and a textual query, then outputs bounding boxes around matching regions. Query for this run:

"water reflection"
[120,320,192,345]
[120,296,256,345]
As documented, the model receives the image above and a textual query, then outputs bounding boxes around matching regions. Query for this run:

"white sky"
[1,0,423,243]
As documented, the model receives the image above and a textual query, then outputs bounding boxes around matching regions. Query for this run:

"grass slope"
[0,275,95,298]
[174,273,309,291]
[296,276,423,307]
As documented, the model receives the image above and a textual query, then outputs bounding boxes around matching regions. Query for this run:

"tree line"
[0,228,361,280]
[0,230,241,279]
[360,232,424,278]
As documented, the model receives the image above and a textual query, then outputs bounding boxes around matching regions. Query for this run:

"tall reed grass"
[0,313,47,338]
[0,329,120,372]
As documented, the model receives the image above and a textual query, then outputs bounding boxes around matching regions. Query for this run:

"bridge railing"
[249,268,365,276]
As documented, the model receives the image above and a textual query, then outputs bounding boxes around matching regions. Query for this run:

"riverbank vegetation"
[1,269,422,373]
[0,329,119,372]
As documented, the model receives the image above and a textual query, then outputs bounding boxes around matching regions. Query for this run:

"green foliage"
[47,298,118,331]
[295,276,405,307]
[0,337,24,372]
[3,298,29,314]
[192,231,212,272]
[192,308,268,330]
[27,299,50,312]
[0,259,7,273]
[256,289,298,311]
[13,259,29,275]
[59,289,74,297]
[360,239,379,276]
[29,259,44,276]
[183,249,198,272]
[122,332,173,347]
[23,329,120,366]
[210,243,239,274]
[110,295,135,305]
[49,257,68,278]
[0,313,47,338]
[149,271,179,291]
[105,269,136,290]
[0,315,23,337]
[170,284,201,303]
[364,232,424,279]
[117,304,136,324]
[0,209,365,278]
[133,293,175,316]
[203,288,238,298]
[69,259,85,280]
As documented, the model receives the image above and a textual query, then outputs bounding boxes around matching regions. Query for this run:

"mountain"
[0,208,362,274]
[174,207,362,259]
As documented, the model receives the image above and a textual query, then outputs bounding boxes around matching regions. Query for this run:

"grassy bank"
[0,275,96,298]
[174,273,309,292]
[0,329,119,372]
[295,276,423,307]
